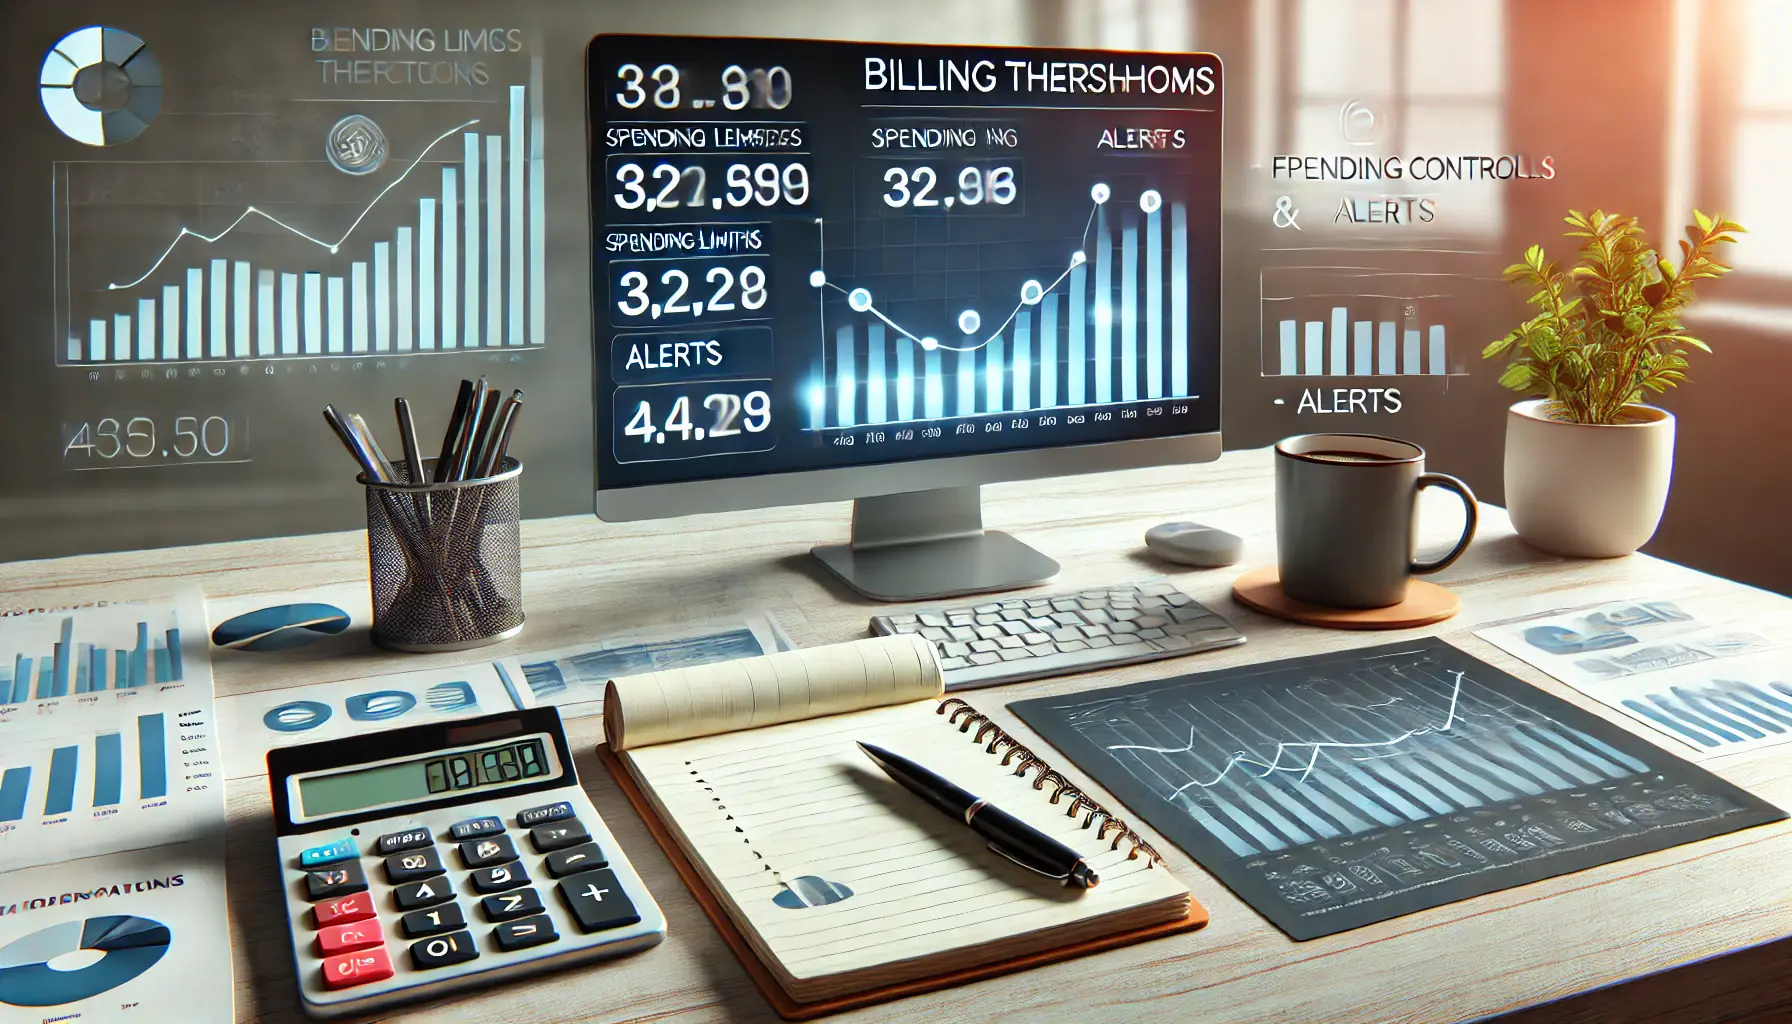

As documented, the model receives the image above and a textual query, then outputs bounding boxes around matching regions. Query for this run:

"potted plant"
[1484,209,1744,557]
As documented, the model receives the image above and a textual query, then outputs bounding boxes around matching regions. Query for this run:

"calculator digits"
[268,708,665,1018]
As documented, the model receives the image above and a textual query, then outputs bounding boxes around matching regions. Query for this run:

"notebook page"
[628,699,1188,984]
[605,634,939,750]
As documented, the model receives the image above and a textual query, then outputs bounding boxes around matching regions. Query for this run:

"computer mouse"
[1145,521,1243,567]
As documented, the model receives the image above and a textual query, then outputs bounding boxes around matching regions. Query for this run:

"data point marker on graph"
[1019,280,1044,306]
[1091,182,1110,203]
[1140,189,1162,213]
[809,270,826,287]
[919,337,938,351]
[847,288,872,312]
[1071,250,1087,266]
[957,309,981,335]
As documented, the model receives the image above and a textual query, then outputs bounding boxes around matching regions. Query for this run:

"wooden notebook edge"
[598,743,1210,1021]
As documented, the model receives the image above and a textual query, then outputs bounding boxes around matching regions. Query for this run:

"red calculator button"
[321,945,393,990]
[316,920,385,956]
[313,890,377,928]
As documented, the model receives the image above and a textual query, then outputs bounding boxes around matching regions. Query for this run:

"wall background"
[3,0,1788,596]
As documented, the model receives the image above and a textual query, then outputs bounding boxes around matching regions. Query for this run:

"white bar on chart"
[233,261,251,358]
[1378,321,1396,374]
[442,168,458,348]
[529,58,546,346]
[1429,325,1446,374]
[281,273,299,355]
[88,319,105,362]
[308,275,327,354]
[866,324,886,424]
[1330,307,1348,375]
[1014,311,1032,412]
[257,270,275,356]
[1354,321,1372,375]
[423,195,440,349]
[1094,204,1112,403]
[463,133,480,346]
[1403,329,1421,373]
[397,228,414,352]
[985,336,1005,414]
[508,85,525,346]
[114,314,131,361]
[67,332,80,363]
[924,349,944,418]
[137,298,155,360]
[1120,217,1137,402]
[1068,262,1086,404]
[186,267,203,360]
[327,276,345,355]
[1040,293,1059,408]
[1170,202,1189,397]
[209,259,227,358]
[1279,320,1297,374]
[350,263,369,353]
[486,134,502,348]
[161,285,180,360]
[1304,321,1324,375]
[373,242,390,352]
[895,336,915,421]
[956,349,976,417]
[834,325,855,428]
[1145,206,1162,400]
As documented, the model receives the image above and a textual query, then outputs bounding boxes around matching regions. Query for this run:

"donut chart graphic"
[0,915,171,1007]
[39,26,162,147]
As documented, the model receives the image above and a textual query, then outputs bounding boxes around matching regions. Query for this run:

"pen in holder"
[362,457,524,652]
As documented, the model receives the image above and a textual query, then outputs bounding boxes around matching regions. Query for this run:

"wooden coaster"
[1231,566,1460,630]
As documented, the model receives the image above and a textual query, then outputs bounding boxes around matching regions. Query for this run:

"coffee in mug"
[1274,434,1478,608]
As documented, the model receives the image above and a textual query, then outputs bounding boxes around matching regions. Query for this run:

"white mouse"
[1145,521,1243,567]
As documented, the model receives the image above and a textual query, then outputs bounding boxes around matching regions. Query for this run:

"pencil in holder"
[362,457,524,652]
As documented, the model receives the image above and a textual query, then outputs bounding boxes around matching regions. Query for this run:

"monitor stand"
[810,485,1060,602]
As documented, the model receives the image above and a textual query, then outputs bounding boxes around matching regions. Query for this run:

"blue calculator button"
[299,838,358,867]
[449,815,504,841]
[517,801,574,827]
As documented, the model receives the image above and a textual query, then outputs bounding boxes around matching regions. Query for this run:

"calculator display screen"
[297,737,552,817]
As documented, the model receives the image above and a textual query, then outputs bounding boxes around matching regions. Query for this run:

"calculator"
[267,707,666,1018]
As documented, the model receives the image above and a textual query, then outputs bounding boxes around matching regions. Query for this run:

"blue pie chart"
[0,915,171,1007]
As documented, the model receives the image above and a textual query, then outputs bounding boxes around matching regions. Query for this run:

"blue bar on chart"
[303,273,322,355]
[0,767,27,822]
[923,349,943,418]
[419,203,436,351]
[167,629,182,681]
[1093,204,1112,404]
[530,58,547,346]
[114,314,131,361]
[834,326,855,428]
[865,324,886,424]
[1430,325,1447,374]
[45,745,77,816]
[1068,260,1086,405]
[138,713,167,799]
[984,336,1005,414]
[509,86,527,346]
[89,644,108,691]
[88,319,106,362]
[1378,322,1396,374]
[1404,329,1422,374]
[1304,322,1323,375]
[186,267,204,359]
[73,644,90,694]
[94,731,122,807]
[1013,312,1032,413]
[162,285,179,360]
[257,270,275,357]
[464,132,480,346]
[1170,203,1189,397]
[442,167,458,348]
[956,349,976,417]
[1119,216,1137,403]
[372,243,390,352]
[486,134,503,348]
[137,298,154,360]
[1040,294,1059,408]
[396,228,414,352]
[350,262,369,353]
[1354,321,1372,375]
[114,650,128,691]
[132,621,148,690]
[1330,307,1348,375]
[233,261,251,357]
[895,337,915,421]
[1145,206,1163,400]
[281,273,299,356]
[209,259,227,358]
[1278,320,1297,375]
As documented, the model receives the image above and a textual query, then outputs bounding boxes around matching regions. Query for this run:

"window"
[1730,0,1792,276]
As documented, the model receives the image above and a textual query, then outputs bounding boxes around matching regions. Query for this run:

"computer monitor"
[587,36,1223,601]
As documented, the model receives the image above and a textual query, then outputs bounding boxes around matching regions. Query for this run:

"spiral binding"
[936,697,1163,866]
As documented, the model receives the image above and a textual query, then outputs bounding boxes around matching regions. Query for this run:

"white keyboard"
[871,581,1244,690]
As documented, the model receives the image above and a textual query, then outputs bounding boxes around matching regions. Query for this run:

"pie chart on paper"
[0,915,171,1007]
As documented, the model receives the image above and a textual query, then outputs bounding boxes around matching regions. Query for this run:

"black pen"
[434,379,475,483]
[856,741,1098,888]
[395,397,425,485]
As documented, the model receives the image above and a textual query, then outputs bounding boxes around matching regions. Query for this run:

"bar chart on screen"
[1259,265,1500,379]
[53,59,547,366]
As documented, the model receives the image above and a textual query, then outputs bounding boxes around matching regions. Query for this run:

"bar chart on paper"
[54,60,548,365]
[0,615,184,705]
[1259,266,1494,378]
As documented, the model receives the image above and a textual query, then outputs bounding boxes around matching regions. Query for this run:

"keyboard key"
[917,613,947,627]
[887,620,918,633]
[321,946,393,990]
[376,828,432,856]
[1137,627,1167,640]
[546,843,608,878]
[1086,635,1114,648]
[298,837,358,867]
[393,877,455,910]
[887,613,917,625]
[470,861,531,894]
[557,869,642,934]
[385,846,445,884]
[449,815,505,841]
[517,801,575,828]
[1050,627,1082,642]
[1084,608,1113,624]
[1153,634,1194,651]
[996,636,1023,650]
[313,891,376,928]
[481,887,545,922]
[409,929,479,971]
[459,834,519,870]
[946,626,976,642]
[969,639,999,653]
[998,648,1030,661]
[919,626,948,641]
[1057,639,1089,652]
[529,820,590,853]
[1135,614,1167,628]
[305,860,367,902]
[1051,612,1083,626]
[1026,617,1057,631]
[1079,625,1108,638]
[1113,633,1148,646]
[1111,621,1140,634]
[974,625,1003,640]
[401,901,466,939]
[972,603,1000,614]
[998,622,1029,637]
[974,613,999,625]
[941,642,971,658]
[968,652,1000,665]
[317,919,384,956]
[1021,632,1051,645]
[493,914,560,952]
[940,656,970,670]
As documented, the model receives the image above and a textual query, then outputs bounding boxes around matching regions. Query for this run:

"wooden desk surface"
[5,448,1789,1024]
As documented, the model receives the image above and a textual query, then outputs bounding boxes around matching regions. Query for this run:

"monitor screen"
[587,36,1222,494]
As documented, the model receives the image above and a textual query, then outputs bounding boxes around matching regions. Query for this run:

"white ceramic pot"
[1503,399,1676,558]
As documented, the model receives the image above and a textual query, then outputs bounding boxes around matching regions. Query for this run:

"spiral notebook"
[600,634,1202,1017]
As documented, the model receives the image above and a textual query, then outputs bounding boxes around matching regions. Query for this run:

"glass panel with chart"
[587,37,1222,489]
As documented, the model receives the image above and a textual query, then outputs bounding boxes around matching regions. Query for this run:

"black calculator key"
[556,869,641,934]
[458,834,518,870]
[384,846,445,884]
[517,801,574,828]
[305,860,367,902]
[545,842,608,878]
[401,901,466,939]
[529,820,590,854]
[393,876,455,910]
[409,929,479,971]
[470,861,531,894]
[376,828,433,856]
[449,815,504,841]
[480,888,544,922]
[493,914,559,953]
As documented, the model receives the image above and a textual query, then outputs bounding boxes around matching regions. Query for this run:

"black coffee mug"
[1274,434,1478,608]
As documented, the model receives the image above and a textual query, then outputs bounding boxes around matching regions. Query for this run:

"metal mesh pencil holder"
[363,457,525,652]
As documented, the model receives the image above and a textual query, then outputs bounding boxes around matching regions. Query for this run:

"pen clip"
[986,842,1071,884]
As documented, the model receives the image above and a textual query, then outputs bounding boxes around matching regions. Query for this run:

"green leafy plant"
[1483,209,1745,424]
